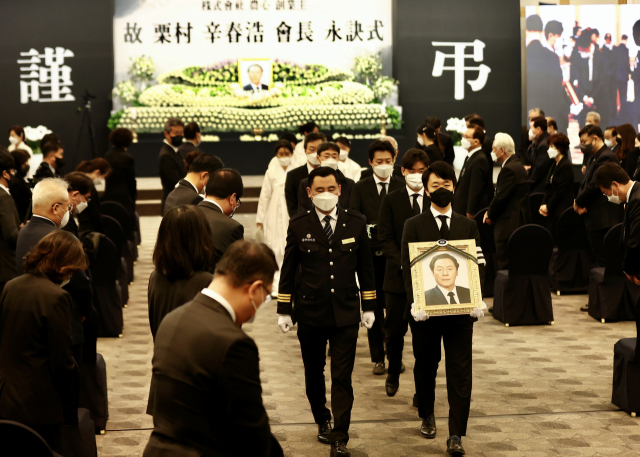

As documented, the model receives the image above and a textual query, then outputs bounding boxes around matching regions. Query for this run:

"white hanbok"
[339,158,363,182]
[256,160,291,294]
[291,141,307,169]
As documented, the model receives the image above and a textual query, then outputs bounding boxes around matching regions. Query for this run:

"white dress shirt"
[431,205,453,229]
[373,173,390,195]
[200,288,237,323]
[184,178,199,193]
[437,284,459,304]
[0,183,10,195]
[306,162,316,175]
[406,186,425,212]
[163,139,179,153]
[316,205,338,232]
[627,181,636,202]
[251,83,262,93]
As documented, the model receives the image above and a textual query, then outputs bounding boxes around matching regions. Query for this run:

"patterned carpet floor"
[95,216,640,457]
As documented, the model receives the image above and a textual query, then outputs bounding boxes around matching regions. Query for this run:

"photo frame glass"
[409,240,482,316]
[238,58,273,91]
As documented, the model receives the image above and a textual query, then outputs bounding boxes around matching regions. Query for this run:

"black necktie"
[412,194,421,215]
[323,215,333,242]
[437,215,449,239]
[380,182,387,198]
[448,291,457,304]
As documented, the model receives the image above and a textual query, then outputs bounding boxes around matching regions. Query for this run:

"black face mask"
[580,141,594,156]
[430,187,454,207]
[18,164,29,177]
[170,135,183,147]
[54,157,65,169]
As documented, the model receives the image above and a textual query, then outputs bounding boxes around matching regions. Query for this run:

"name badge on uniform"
[342,237,355,244]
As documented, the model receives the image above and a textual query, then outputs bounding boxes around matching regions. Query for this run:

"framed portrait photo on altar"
[238,58,273,93]
[409,239,482,317]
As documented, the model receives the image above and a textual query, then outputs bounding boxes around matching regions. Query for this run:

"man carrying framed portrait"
[400,161,486,457]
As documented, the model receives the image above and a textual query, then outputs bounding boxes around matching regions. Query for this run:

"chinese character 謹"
[368,20,383,41]
[298,21,313,42]
[18,47,76,104]
[247,21,264,43]
[346,21,363,42]
[277,21,292,43]
[176,22,193,44]
[206,22,222,43]
[432,40,491,100]
[228,22,243,42]
[124,23,143,43]
[325,21,342,41]
[154,24,172,43]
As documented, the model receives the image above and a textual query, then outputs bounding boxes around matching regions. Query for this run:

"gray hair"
[32,178,69,210]
[164,117,184,133]
[528,107,545,118]
[586,111,601,124]
[379,135,398,151]
[493,133,515,153]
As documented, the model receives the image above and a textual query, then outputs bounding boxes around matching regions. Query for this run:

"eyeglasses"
[236,198,242,209]
[53,203,73,212]
[260,284,272,303]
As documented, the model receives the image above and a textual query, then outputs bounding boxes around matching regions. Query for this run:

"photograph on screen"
[239,58,272,93]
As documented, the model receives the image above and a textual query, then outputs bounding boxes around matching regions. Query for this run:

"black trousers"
[384,291,409,375]
[366,251,387,363]
[410,315,474,437]
[495,238,509,271]
[587,227,611,267]
[297,323,359,444]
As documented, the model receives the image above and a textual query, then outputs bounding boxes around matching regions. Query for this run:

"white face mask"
[58,209,70,228]
[373,164,393,179]
[490,151,498,162]
[608,186,622,205]
[312,192,339,212]
[320,158,339,170]
[339,149,349,161]
[417,136,425,146]
[636,141,640,149]
[307,153,319,166]
[528,129,535,141]
[405,173,423,190]
[277,156,292,167]
[547,147,559,159]
[75,200,88,214]
[93,177,104,187]
[9,136,19,145]
[460,138,471,150]
[246,287,270,324]
[604,139,614,148]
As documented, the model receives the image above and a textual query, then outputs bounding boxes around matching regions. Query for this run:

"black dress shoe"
[317,421,332,444]
[330,440,350,456]
[372,361,386,375]
[580,304,589,312]
[488,307,493,313]
[385,374,399,397]
[446,435,465,456]
[420,414,437,439]
[399,362,406,373]
[412,393,418,408]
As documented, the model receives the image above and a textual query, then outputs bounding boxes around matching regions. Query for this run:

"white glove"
[570,103,584,116]
[410,303,429,322]
[470,301,488,319]
[278,314,294,333]
[361,311,375,329]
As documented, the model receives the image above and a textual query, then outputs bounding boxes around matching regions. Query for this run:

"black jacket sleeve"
[400,218,419,302]
[377,194,400,266]
[467,159,490,216]
[284,172,298,218]
[355,220,376,312]
[575,154,619,208]
[297,181,312,214]
[159,154,183,189]
[488,168,515,221]
[348,183,363,213]
[624,199,640,277]
[0,196,19,249]
[545,165,573,214]
[277,223,300,316]
[530,149,551,189]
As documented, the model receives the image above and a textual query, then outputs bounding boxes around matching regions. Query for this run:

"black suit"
[284,164,309,217]
[196,200,244,265]
[277,207,376,444]
[453,149,493,217]
[361,164,403,180]
[177,140,197,160]
[0,274,78,453]
[243,83,269,92]
[541,155,574,241]
[575,145,623,265]
[163,179,203,216]
[144,292,282,457]
[104,147,137,214]
[8,174,31,222]
[424,286,471,305]
[0,191,20,291]
[158,143,186,213]
[487,156,530,268]
[440,132,455,165]
[297,169,354,214]
[401,210,483,437]
[349,176,403,363]
[16,216,58,274]
[528,132,552,193]
[33,161,58,182]
[377,186,429,375]
[622,183,640,362]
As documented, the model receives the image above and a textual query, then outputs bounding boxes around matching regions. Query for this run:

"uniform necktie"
[412,194,421,215]
[323,215,333,242]
[437,215,449,239]
[448,291,457,304]
[380,182,387,198]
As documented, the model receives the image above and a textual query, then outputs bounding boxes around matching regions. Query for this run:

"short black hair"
[10,149,29,167]
[299,121,319,135]
[41,141,62,158]
[531,116,548,131]
[205,168,244,199]
[41,133,60,148]
[579,124,604,140]
[467,116,485,129]
[634,20,640,46]
[526,14,543,32]
[215,240,278,289]
[273,139,293,155]
[109,128,133,149]
[0,150,15,173]
[594,162,630,188]
[469,125,486,145]
[545,20,563,39]
[335,136,350,148]
[304,132,327,149]
[308,166,339,188]
[401,148,430,170]
[368,140,395,162]
[64,171,94,195]
[317,141,340,156]
[279,132,297,144]
[425,116,441,130]
[429,253,459,272]
[547,118,558,130]
[189,153,224,174]
[423,161,457,188]
[183,122,201,140]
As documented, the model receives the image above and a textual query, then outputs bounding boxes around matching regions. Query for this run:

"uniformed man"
[349,140,403,375]
[401,162,486,457]
[594,162,640,361]
[277,166,377,457]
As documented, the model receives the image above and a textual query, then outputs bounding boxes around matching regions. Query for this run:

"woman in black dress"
[417,123,444,164]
